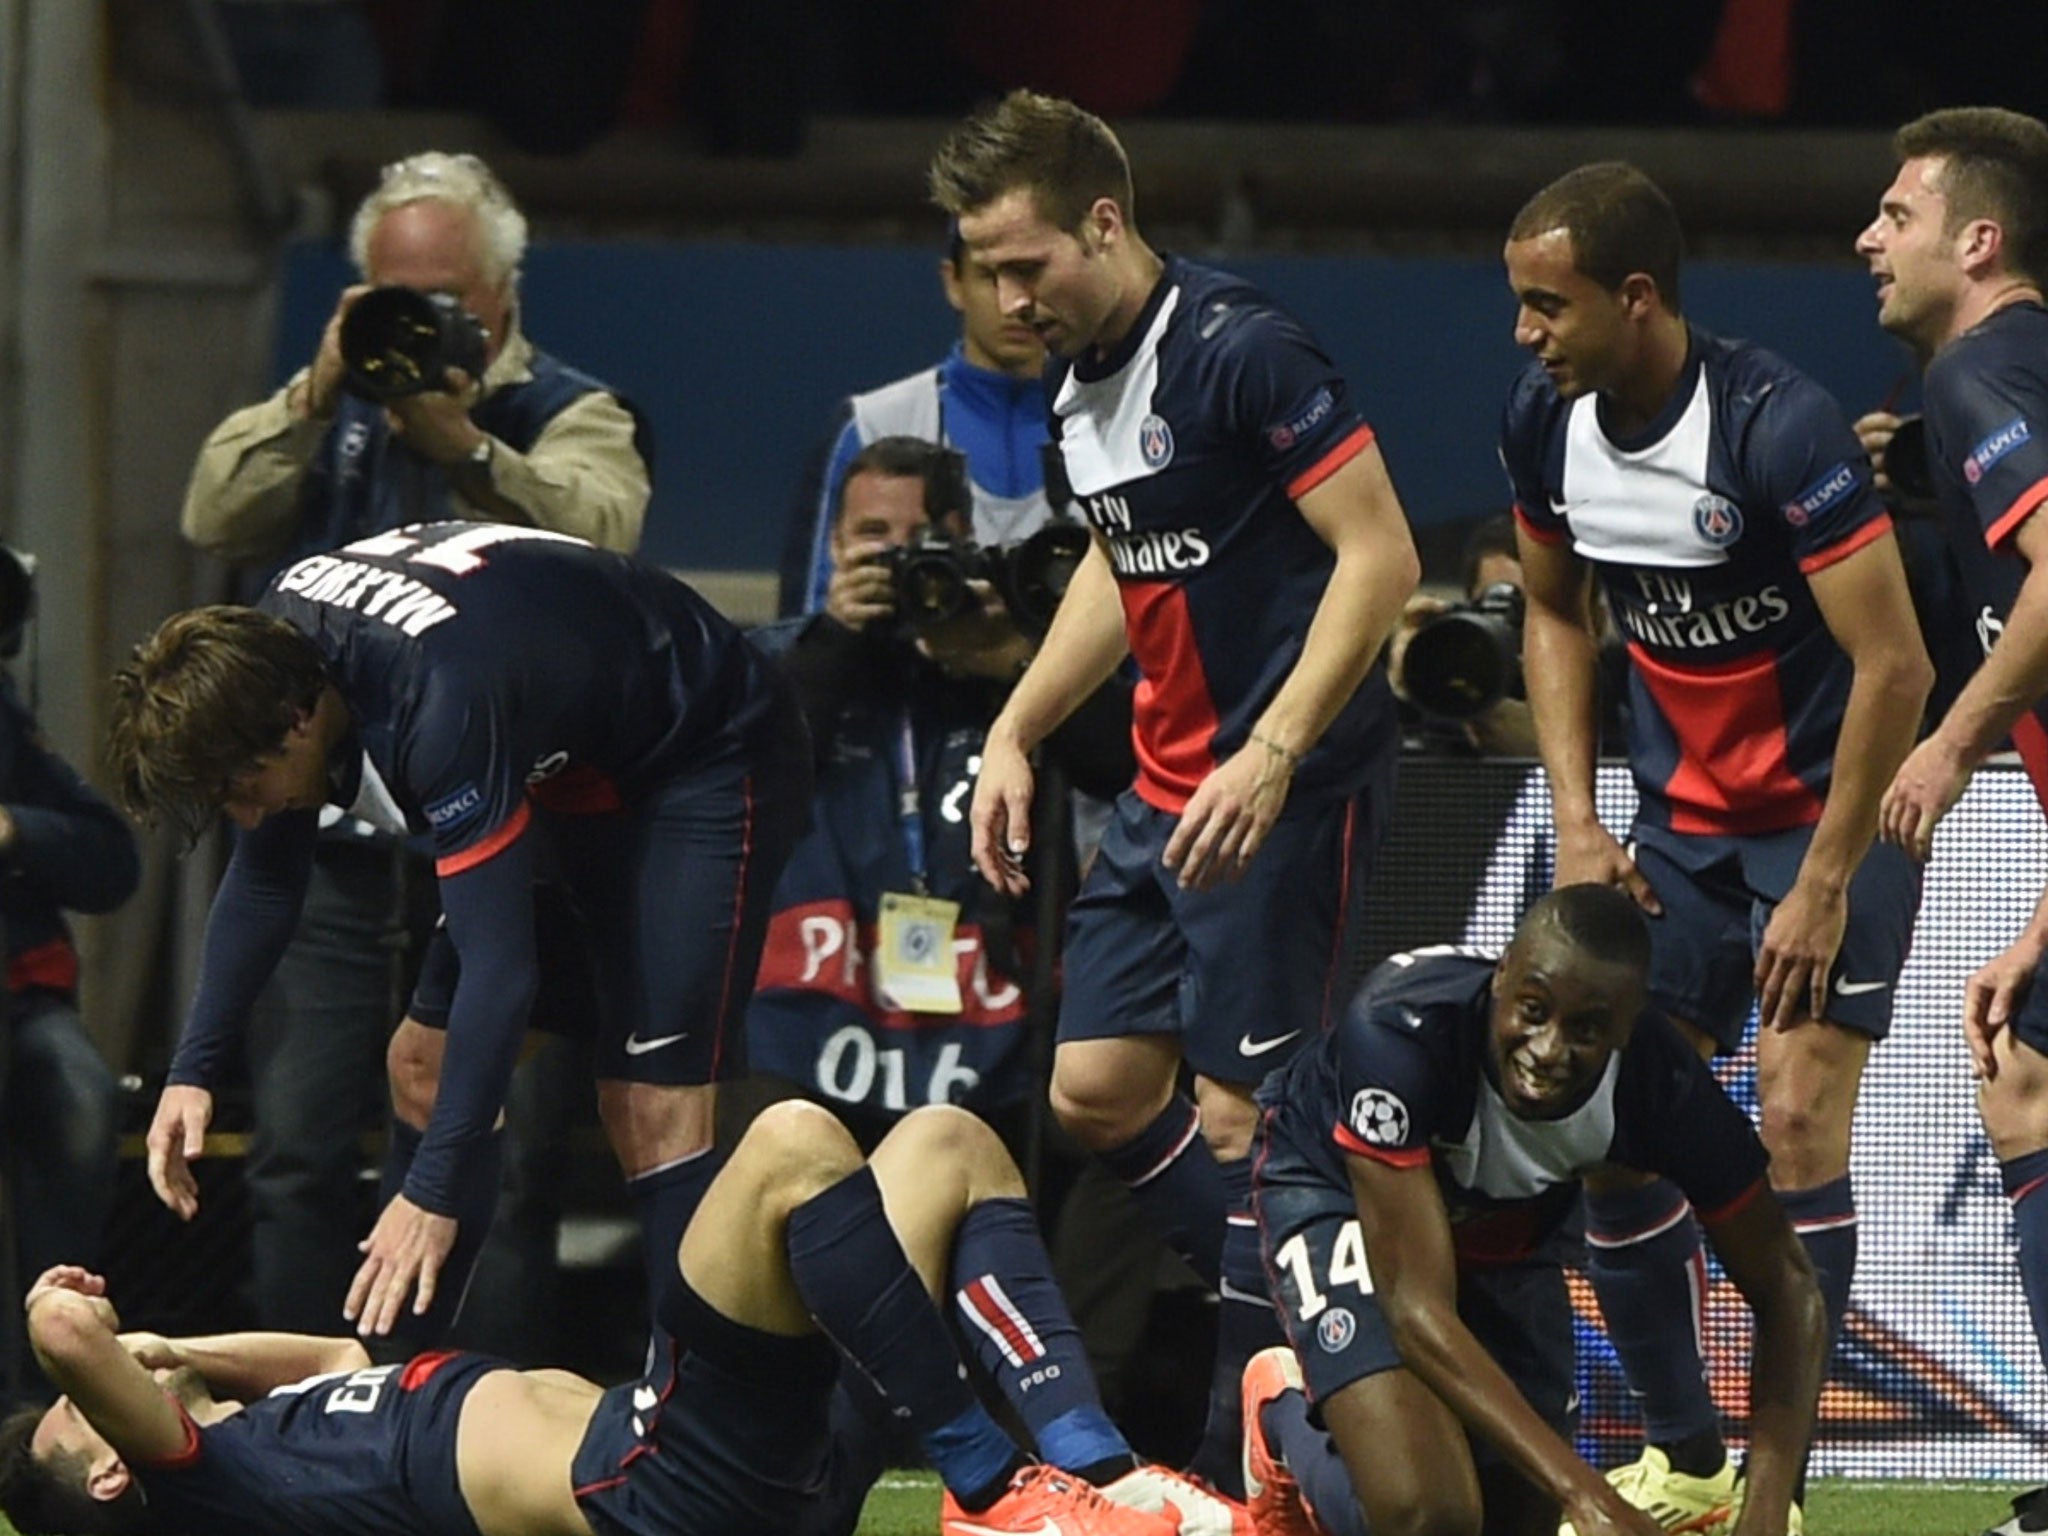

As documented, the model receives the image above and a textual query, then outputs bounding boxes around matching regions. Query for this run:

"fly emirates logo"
[1082,492,1213,576]
[1613,569,1790,651]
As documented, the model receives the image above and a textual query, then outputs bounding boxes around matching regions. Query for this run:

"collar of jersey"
[1593,323,1704,455]
[1070,252,1181,386]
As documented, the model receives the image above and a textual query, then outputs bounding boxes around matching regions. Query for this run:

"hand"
[1161,738,1294,891]
[823,540,898,632]
[1386,594,1449,703]
[345,1192,459,1337]
[1879,735,1970,861]
[297,284,372,422]
[1755,876,1849,1031]
[120,1331,180,1372]
[918,580,1032,681]
[1964,930,2046,1081]
[1559,1482,1669,1536]
[383,369,485,465]
[25,1266,119,1329]
[1554,820,1662,915]
[970,731,1036,896]
[146,1085,215,1220]
[1853,409,1902,495]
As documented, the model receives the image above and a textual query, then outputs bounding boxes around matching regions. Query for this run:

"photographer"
[183,151,650,566]
[1389,515,1540,756]
[744,436,1128,1144]
[173,150,652,1340]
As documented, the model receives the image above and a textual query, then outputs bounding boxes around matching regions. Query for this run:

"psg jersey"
[1921,301,2048,811]
[137,1352,500,1536]
[260,522,781,876]
[1502,328,1893,836]
[1047,254,1396,811]
[1259,948,1766,1266]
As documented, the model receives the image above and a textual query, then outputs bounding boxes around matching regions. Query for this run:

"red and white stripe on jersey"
[955,1274,1046,1367]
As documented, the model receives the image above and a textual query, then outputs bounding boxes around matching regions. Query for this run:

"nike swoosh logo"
[1833,978,1889,997]
[1238,1030,1302,1057]
[1219,1278,1269,1305]
[948,1519,1061,1536]
[622,1031,690,1056]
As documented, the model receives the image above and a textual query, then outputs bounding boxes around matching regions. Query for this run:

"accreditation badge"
[875,892,963,1013]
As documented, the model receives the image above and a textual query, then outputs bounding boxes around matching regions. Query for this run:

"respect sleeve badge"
[875,891,963,1013]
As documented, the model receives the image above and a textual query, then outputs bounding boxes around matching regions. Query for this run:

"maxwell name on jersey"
[272,552,458,637]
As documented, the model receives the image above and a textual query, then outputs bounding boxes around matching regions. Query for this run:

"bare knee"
[882,1105,1022,1199]
[386,1020,443,1130]
[728,1099,865,1214]
[1193,1077,1256,1162]
[1050,1042,1176,1150]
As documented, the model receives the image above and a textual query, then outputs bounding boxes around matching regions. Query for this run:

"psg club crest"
[1316,1306,1356,1353]
[1139,413,1175,469]
[1692,494,1742,548]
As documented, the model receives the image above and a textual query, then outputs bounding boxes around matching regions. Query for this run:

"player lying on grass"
[1244,885,1827,1536]
[0,1102,1245,1536]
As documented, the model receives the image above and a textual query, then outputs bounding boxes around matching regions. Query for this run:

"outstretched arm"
[1346,1156,1662,1536]
[1702,1189,1827,1536]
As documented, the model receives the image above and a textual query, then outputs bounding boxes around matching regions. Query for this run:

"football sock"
[948,1196,1132,1475]
[1779,1174,1857,1354]
[786,1166,1019,1502]
[2003,1148,2048,1370]
[1586,1179,1724,1465]
[1096,1095,1225,1288]
[1267,1390,1362,1536]
[629,1144,721,1315]
[1188,1152,1282,1498]
[377,1121,502,1351]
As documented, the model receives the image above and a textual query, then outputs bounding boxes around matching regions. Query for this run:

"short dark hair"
[840,436,967,528]
[1895,107,2048,287]
[0,1408,148,1536]
[1460,514,1520,598]
[929,89,1135,233]
[107,605,329,842]
[1509,162,1685,312]
[1517,883,1652,977]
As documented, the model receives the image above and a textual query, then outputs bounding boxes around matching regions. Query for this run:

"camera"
[1399,581,1525,719]
[884,522,1092,637]
[338,285,490,403]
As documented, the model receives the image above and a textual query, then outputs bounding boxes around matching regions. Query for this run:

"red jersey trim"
[8,938,76,995]
[1512,502,1567,545]
[1695,1175,1767,1228]
[1988,474,2048,552]
[1285,425,1375,501]
[2012,713,2048,819]
[400,1350,462,1391]
[1332,1123,1431,1166]
[436,800,531,878]
[135,1402,203,1470]
[1796,511,1893,574]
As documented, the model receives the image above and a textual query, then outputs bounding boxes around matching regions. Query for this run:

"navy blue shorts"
[1630,820,1922,1051]
[410,735,810,1087]
[1059,770,1391,1085]
[571,1277,880,1536]
[1253,1122,1576,1460]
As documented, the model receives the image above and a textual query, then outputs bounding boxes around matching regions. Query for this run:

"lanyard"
[891,709,929,895]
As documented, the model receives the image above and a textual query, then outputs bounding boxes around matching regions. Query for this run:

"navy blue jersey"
[260,522,781,878]
[135,1352,500,1536]
[1049,255,1395,811]
[1922,302,2048,810]
[1258,949,1767,1266]
[1502,329,1892,836]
